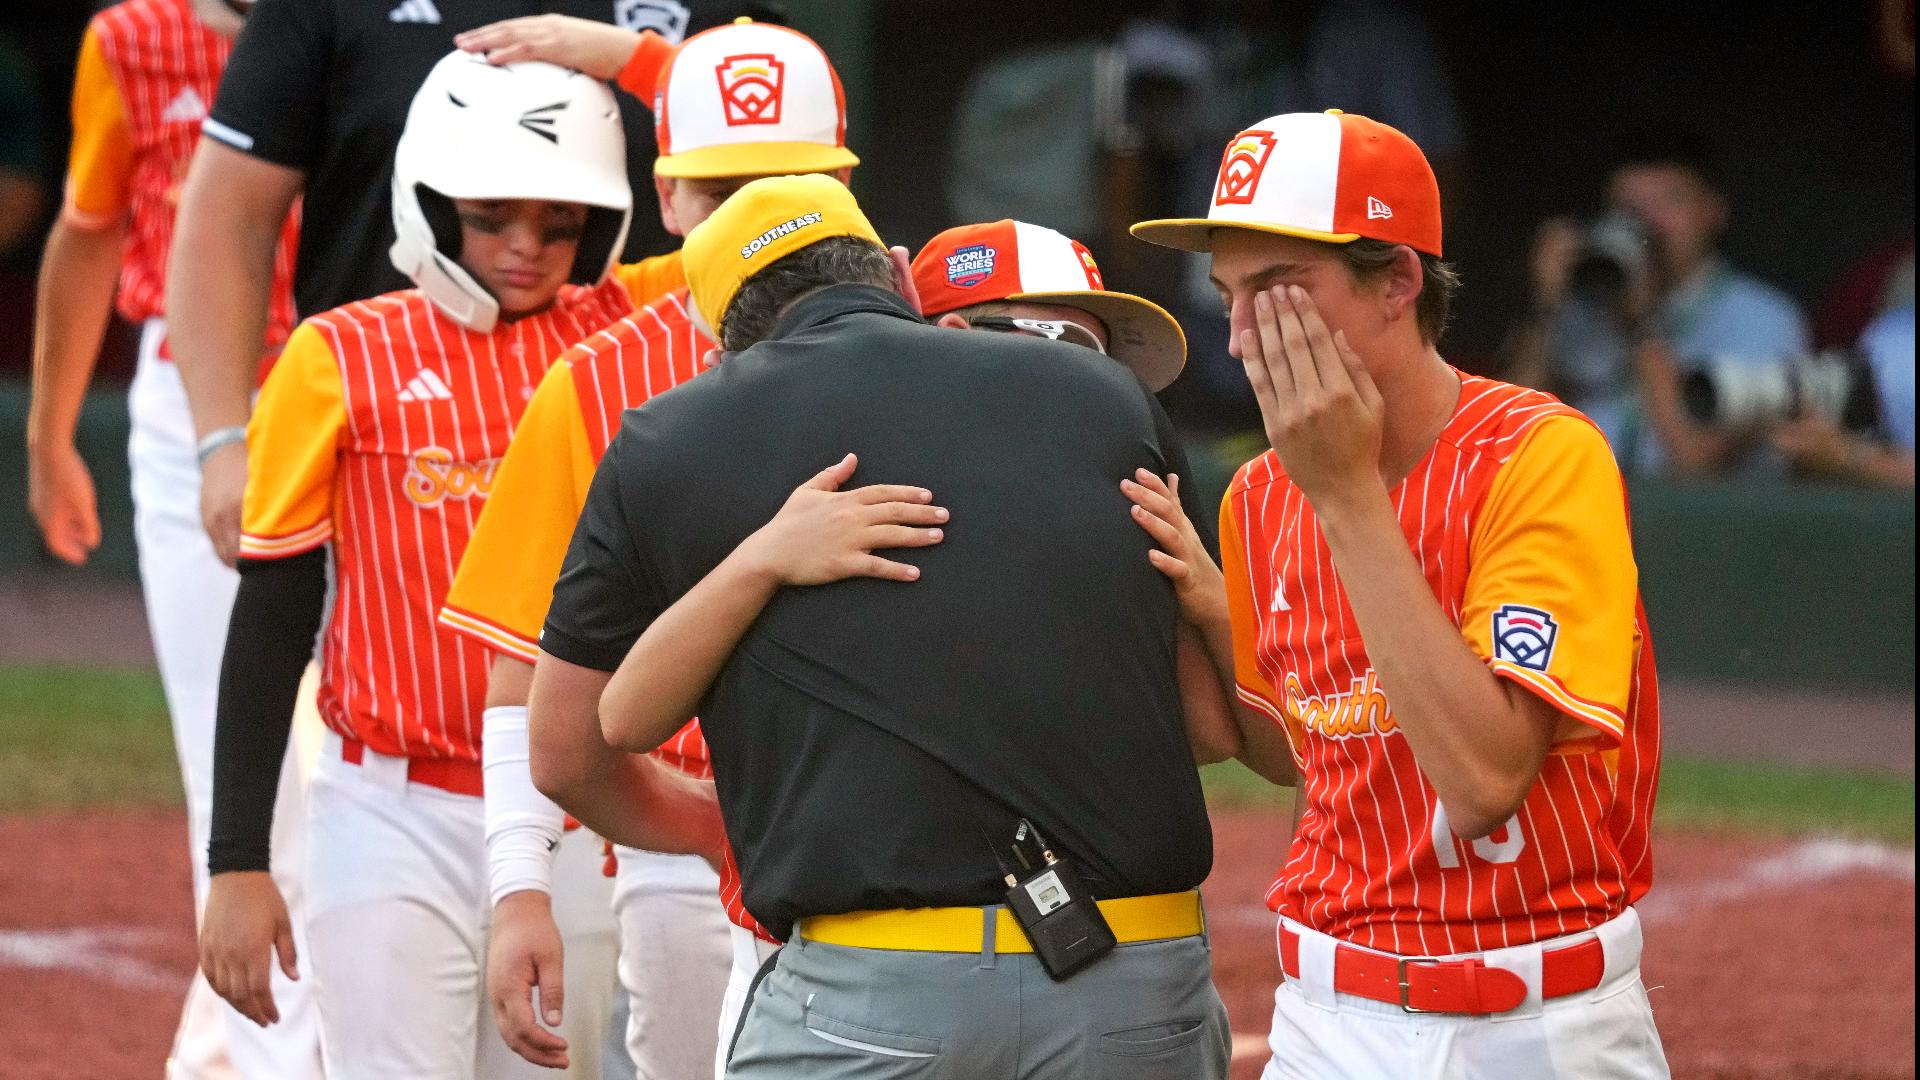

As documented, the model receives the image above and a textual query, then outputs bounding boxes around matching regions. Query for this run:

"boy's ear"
[889,246,923,316]
[654,174,680,237]
[1381,244,1424,326]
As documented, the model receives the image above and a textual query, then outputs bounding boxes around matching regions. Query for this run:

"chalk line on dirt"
[1636,837,1914,923]
[0,926,185,990]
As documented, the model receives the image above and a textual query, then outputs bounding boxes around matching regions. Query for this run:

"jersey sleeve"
[62,26,134,229]
[1461,416,1638,749]
[1218,487,1285,726]
[203,0,330,170]
[239,323,345,558]
[611,252,687,311]
[440,361,599,662]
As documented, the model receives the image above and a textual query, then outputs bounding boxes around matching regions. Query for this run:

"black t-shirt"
[205,0,739,317]
[543,284,1215,940]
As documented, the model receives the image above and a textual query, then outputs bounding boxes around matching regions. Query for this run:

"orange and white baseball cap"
[911,220,1186,391]
[651,19,859,180]
[1131,110,1441,257]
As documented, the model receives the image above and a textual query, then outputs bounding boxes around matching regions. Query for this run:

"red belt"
[1279,925,1605,1015]
[340,738,484,797]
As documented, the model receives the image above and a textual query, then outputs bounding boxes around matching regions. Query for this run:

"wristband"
[482,705,569,906]
[615,30,676,98]
[196,425,248,466]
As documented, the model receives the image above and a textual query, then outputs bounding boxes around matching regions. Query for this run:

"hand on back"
[737,453,946,586]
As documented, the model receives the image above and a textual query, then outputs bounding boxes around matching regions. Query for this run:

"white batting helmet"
[389,51,632,332]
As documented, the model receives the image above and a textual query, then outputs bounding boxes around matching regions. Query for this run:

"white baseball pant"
[1261,908,1668,1079]
[304,730,619,1080]
[714,922,781,1079]
[607,846,734,1079]
[130,320,324,1080]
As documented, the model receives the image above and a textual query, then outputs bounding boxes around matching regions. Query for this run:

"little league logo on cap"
[1216,129,1278,206]
[653,20,859,179]
[945,243,998,288]
[1132,110,1442,257]
[715,53,784,126]
[910,220,1187,392]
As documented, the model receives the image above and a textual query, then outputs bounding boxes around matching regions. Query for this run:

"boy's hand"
[1240,284,1386,509]
[736,454,947,586]
[27,441,100,565]
[200,871,298,1027]
[487,890,571,1069]
[456,15,641,80]
[1121,470,1226,625]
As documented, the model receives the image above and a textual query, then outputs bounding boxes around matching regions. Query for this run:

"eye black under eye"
[458,212,507,235]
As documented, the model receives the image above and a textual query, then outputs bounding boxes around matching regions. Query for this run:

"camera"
[1681,348,1880,430]
[1567,211,1657,309]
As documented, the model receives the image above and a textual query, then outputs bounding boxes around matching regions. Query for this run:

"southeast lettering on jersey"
[741,212,823,259]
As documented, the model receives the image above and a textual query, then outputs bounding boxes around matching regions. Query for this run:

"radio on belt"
[1001,818,1115,980]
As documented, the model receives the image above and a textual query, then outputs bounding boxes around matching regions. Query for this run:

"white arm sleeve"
[482,705,567,907]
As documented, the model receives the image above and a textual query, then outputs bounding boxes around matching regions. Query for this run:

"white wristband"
[482,705,568,907]
[195,425,248,466]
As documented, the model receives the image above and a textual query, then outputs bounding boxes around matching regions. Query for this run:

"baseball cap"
[912,220,1187,392]
[1131,110,1441,257]
[681,173,883,335]
[652,19,860,180]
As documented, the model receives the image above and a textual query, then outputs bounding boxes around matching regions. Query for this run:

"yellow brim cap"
[655,141,860,180]
[1129,217,1361,254]
[681,173,882,335]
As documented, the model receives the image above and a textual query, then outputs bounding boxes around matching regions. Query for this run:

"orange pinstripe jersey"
[1222,373,1660,956]
[66,0,298,342]
[441,290,777,942]
[610,251,686,311]
[240,280,633,764]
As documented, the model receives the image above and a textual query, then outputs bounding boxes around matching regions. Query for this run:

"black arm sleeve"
[207,549,327,875]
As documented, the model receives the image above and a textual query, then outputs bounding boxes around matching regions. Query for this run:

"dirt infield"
[2,809,1911,1080]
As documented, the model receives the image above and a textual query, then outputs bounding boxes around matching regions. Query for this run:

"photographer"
[1508,128,1809,475]
[1772,303,1915,488]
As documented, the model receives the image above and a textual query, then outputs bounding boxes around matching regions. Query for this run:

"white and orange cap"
[911,220,1186,391]
[1132,110,1441,257]
[651,18,859,180]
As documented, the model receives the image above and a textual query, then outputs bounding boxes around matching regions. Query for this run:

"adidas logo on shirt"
[397,368,454,403]
[388,0,442,24]
[160,87,207,124]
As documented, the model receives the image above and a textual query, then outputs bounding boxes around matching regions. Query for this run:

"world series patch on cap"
[652,19,859,179]
[1131,110,1442,257]
[911,220,1187,391]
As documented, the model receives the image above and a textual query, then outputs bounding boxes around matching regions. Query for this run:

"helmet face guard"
[390,52,633,331]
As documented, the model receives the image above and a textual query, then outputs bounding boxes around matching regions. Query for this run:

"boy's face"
[452,198,590,319]
[655,168,852,238]
[1209,229,1392,372]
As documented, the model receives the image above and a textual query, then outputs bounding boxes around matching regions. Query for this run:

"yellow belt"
[796,890,1203,954]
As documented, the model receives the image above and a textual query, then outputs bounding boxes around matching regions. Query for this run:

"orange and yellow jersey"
[239,280,633,764]
[65,0,298,343]
[440,290,777,942]
[1222,373,1660,957]
[610,250,686,311]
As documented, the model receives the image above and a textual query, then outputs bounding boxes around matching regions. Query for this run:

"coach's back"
[546,283,1212,938]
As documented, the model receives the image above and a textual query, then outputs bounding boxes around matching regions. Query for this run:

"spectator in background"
[1772,303,1915,488]
[1506,128,1810,476]
[0,31,48,258]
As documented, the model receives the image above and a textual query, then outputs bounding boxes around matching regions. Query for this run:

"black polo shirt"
[542,283,1215,940]
[205,0,740,317]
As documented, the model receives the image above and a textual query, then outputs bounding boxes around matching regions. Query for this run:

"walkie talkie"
[1001,819,1116,980]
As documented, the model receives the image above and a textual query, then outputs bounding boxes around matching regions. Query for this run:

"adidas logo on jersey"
[160,87,207,124]
[388,0,442,24]
[396,368,453,403]
[1270,581,1291,613]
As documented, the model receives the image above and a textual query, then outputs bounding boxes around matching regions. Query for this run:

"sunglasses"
[966,316,1107,355]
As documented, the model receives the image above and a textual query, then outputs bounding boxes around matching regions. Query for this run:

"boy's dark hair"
[721,236,897,351]
[1609,126,1725,195]
[1338,239,1460,345]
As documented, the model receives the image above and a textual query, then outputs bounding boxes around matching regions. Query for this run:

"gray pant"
[724,927,1228,1079]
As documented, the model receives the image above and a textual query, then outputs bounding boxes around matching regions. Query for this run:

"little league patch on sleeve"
[1492,604,1559,672]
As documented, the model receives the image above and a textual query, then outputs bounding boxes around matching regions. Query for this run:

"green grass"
[0,664,1913,844]
[1202,755,1916,845]
[0,664,181,811]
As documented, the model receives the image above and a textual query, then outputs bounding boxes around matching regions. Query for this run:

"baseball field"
[1,633,1912,1080]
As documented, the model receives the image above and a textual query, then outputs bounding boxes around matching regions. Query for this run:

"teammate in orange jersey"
[1130,112,1667,1078]
[436,18,859,1078]
[23,2,318,1076]
[197,54,637,1080]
